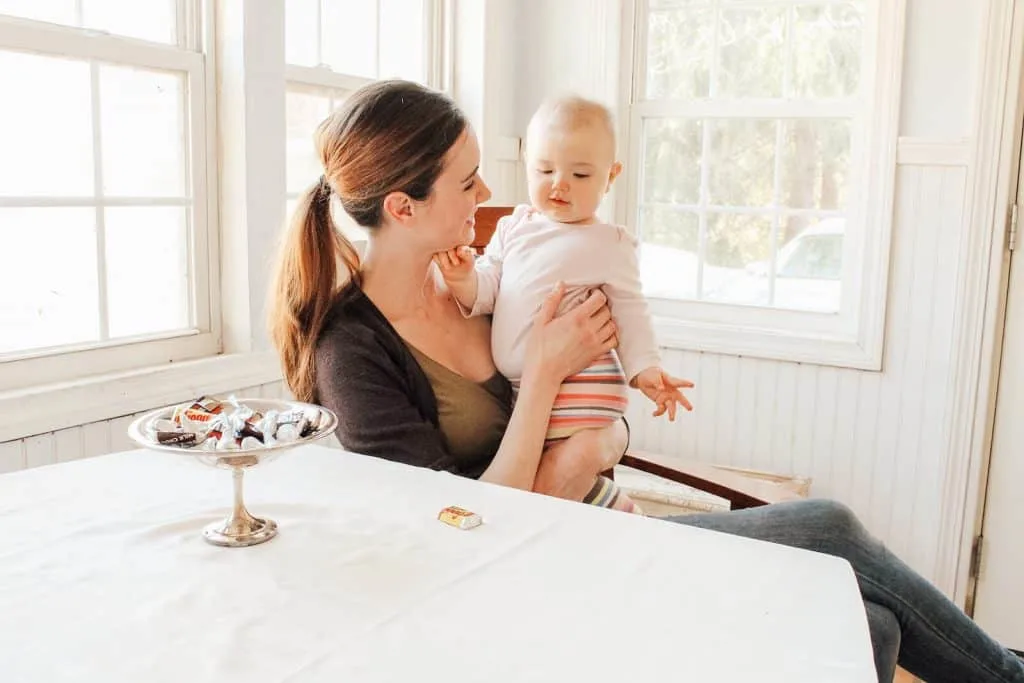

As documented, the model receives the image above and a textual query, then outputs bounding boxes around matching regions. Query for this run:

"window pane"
[780,119,851,210]
[286,89,332,194]
[100,65,186,197]
[708,119,775,207]
[792,4,863,98]
[774,217,844,312]
[717,6,785,98]
[703,212,773,305]
[286,0,319,66]
[639,207,698,300]
[82,0,176,45]
[379,0,426,82]
[646,8,713,99]
[324,0,377,78]
[0,0,76,25]
[0,51,93,197]
[0,208,99,354]
[105,207,189,338]
[642,119,702,204]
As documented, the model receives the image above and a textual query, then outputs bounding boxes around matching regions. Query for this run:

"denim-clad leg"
[666,500,1024,682]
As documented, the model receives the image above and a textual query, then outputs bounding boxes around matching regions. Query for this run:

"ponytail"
[269,176,361,402]
[270,80,468,401]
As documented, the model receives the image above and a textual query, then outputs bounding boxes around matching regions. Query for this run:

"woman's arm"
[478,284,619,490]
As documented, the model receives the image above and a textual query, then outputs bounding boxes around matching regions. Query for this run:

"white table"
[0,445,875,682]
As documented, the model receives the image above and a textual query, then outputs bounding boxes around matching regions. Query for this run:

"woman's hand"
[523,282,617,383]
[532,420,628,500]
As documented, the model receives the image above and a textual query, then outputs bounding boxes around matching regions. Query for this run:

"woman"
[270,80,1023,683]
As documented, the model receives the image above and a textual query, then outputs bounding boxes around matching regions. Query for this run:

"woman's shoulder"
[318,284,397,356]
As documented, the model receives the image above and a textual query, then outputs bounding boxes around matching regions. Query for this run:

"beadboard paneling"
[625,164,969,581]
[0,380,289,469]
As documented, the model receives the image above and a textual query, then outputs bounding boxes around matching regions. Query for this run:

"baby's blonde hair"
[526,95,617,156]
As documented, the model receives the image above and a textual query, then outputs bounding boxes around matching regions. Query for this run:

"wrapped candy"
[149,396,325,451]
[437,506,483,530]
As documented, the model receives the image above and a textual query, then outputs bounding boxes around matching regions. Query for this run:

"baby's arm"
[604,227,694,419]
[632,367,694,420]
[436,208,524,316]
[603,227,662,381]
[435,246,482,311]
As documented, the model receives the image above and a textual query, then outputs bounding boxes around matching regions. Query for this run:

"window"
[285,0,435,83]
[284,0,439,243]
[622,0,903,368]
[0,1,217,390]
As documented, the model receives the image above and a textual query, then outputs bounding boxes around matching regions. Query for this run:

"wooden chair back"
[472,206,514,254]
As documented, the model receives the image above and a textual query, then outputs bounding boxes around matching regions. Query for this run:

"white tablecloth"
[0,446,875,682]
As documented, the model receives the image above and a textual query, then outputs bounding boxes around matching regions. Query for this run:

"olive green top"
[403,343,513,476]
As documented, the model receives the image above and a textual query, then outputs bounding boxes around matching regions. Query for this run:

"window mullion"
[639,201,842,218]
[285,64,374,92]
[782,4,794,97]
[709,0,721,98]
[316,0,325,66]
[633,0,649,104]
[176,0,190,51]
[373,0,381,79]
[89,60,110,342]
[697,119,711,299]
[769,5,795,306]
[770,119,784,306]
[633,99,855,119]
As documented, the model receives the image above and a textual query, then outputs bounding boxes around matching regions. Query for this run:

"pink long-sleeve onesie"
[463,204,661,441]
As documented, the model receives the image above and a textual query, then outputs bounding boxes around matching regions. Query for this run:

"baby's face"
[525,123,620,225]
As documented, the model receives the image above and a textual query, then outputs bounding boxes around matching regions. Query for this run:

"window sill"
[0,351,282,443]
[653,316,881,371]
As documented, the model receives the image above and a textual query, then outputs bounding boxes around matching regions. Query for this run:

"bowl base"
[203,516,278,547]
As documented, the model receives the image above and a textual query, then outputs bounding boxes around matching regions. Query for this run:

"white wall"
[487,0,988,587]
[0,381,291,472]
[899,0,983,138]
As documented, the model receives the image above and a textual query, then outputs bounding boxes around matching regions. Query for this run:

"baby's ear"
[606,161,624,190]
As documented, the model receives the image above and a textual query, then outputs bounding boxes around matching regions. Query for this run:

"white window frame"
[0,3,221,392]
[284,0,446,223]
[285,0,444,92]
[618,0,906,370]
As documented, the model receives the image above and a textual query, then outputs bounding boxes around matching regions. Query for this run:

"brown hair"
[270,80,468,401]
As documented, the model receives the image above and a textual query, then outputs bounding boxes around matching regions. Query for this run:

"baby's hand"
[433,245,476,285]
[632,367,694,421]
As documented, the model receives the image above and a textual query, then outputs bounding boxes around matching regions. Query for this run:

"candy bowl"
[128,396,338,548]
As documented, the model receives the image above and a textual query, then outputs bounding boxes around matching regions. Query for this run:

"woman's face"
[417,127,491,251]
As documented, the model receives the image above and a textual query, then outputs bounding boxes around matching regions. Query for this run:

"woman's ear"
[606,161,623,192]
[382,192,415,224]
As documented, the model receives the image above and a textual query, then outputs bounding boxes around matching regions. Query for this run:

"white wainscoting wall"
[496,0,990,591]
[626,158,969,582]
[0,381,291,473]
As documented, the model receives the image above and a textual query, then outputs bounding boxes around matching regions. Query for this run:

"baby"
[437,95,692,515]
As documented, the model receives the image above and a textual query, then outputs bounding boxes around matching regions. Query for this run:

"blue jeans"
[667,500,1024,683]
